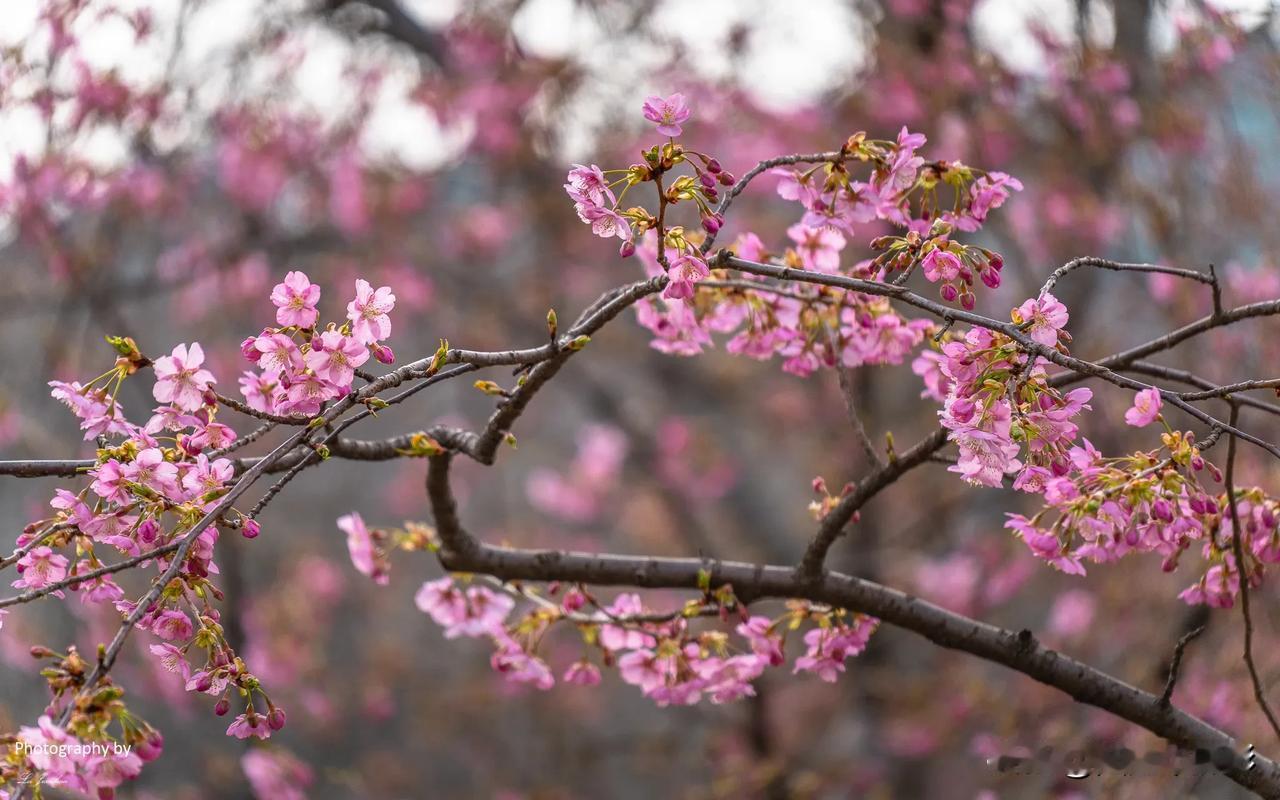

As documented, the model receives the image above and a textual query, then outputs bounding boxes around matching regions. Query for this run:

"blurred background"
[1,0,1280,797]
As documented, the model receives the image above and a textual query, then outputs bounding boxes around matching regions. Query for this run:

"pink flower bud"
[214,698,230,716]
[619,241,636,258]
[701,215,720,234]
[242,519,261,539]
[240,336,261,363]
[988,252,1004,271]
[194,674,213,692]
[267,707,287,731]
[372,343,395,364]
[136,731,164,761]
[706,158,722,174]
[699,172,716,189]
[960,291,976,310]
[137,519,160,544]
[981,266,1001,289]
[940,283,958,302]
[717,171,736,186]
[562,587,586,612]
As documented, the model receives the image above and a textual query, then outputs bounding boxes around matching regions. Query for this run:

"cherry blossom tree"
[3,1,1280,797]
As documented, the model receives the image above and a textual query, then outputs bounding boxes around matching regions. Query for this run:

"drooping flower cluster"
[921,293,1280,605]
[929,292,1089,489]
[632,231,935,376]
[409,575,879,705]
[239,272,396,417]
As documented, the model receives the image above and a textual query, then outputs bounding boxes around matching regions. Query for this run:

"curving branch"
[422,450,1280,797]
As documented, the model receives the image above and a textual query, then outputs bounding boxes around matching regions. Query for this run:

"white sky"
[0,0,1275,179]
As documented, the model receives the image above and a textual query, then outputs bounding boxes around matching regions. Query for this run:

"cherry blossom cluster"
[567,97,1022,376]
[239,272,397,417]
[771,129,1020,305]
[631,230,935,376]
[8,708,154,798]
[3,270,400,796]
[914,292,1280,607]
[412,575,879,704]
[1002,391,1280,608]
[923,292,1090,488]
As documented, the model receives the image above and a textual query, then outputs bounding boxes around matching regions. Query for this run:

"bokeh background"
[2,0,1280,797]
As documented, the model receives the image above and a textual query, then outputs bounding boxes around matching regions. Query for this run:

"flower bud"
[940,283,958,302]
[562,587,586,612]
[706,158,722,174]
[267,707,287,731]
[959,291,976,310]
[240,336,261,363]
[242,519,261,539]
[137,519,160,544]
[717,171,735,186]
[701,215,720,234]
[136,731,164,761]
[699,172,716,189]
[214,698,231,716]
[194,673,213,692]
[372,343,395,364]
[619,240,636,258]
[981,267,1001,289]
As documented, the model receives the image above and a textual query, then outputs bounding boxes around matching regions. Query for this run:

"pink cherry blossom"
[662,253,709,301]
[1016,293,1069,347]
[269,270,321,328]
[346,279,396,344]
[253,333,304,377]
[564,660,602,686]
[1124,387,1163,427]
[227,713,272,740]
[150,609,194,641]
[304,330,369,387]
[122,447,181,499]
[338,513,388,585]
[14,547,69,591]
[787,223,845,272]
[641,93,691,137]
[152,343,215,412]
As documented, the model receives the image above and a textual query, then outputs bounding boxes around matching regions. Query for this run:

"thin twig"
[1224,404,1280,744]
[1159,624,1206,706]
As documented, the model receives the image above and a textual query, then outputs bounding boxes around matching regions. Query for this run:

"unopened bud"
[546,309,558,338]
[371,343,395,364]
[241,519,261,540]
[214,698,230,716]
[267,707,287,731]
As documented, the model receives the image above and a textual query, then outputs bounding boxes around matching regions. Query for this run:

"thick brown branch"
[422,456,1280,797]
